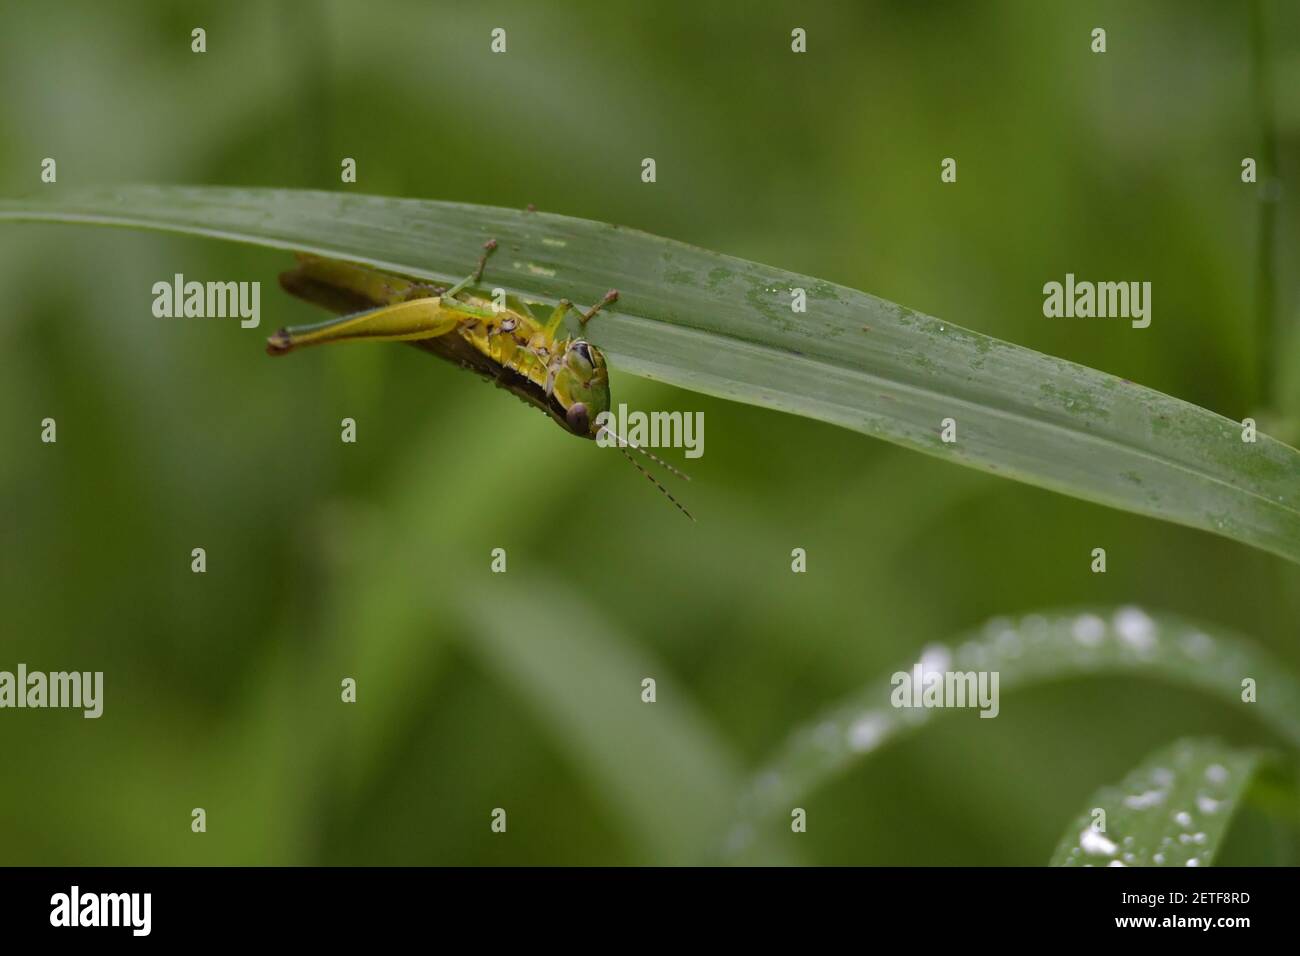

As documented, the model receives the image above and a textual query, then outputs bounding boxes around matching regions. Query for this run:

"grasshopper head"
[553,339,610,438]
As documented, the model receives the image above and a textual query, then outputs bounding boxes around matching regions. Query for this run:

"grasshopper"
[268,240,692,518]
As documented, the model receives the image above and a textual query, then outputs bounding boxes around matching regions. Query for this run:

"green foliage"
[4,185,1298,563]
[2,0,1298,867]
[726,609,1300,862]
[1051,738,1263,867]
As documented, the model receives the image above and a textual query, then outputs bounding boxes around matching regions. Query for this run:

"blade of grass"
[2,185,1298,561]
[1050,737,1263,867]
[450,578,745,865]
[724,607,1300,859]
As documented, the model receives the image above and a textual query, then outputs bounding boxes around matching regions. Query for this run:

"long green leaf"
[1050,738,1261,867]
[725,608,1300,859]
[2,186,1298,561]
[452,578,744,865]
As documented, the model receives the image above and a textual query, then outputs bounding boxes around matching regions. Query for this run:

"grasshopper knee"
[266,328,296,355]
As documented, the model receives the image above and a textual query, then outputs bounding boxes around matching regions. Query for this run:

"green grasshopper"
[268,240,692,518]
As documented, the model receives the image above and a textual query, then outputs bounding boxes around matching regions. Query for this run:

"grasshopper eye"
[566,402,590,435]
[565,340,597,380]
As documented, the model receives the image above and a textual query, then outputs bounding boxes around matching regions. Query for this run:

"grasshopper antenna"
[597,423,692,482]
[597,423,694,521]
[615,444,695,521]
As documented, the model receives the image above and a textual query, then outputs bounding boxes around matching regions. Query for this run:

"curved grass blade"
[451,578,744,865]
[724,607,1300,859]
[1,186,1298,562]
[1050,737,1262,867]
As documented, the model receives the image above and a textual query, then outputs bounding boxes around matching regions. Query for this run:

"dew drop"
[1080,828,1118,856]
[1114,607,1157,652]
[1124,790,1165,810]
[847,713,888,753]
[994,629,1022,656]
[918,643,952,674]
[1071,614,1105,646]
[956,640,985,669]
[983,616,1013,639]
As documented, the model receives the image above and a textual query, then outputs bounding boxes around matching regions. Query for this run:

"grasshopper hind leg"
[266,297,461,355]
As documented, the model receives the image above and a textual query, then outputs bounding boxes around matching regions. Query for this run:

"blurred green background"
[1,0,1297,865]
